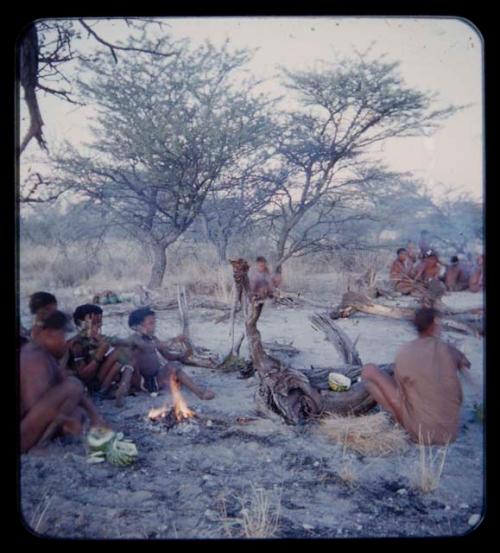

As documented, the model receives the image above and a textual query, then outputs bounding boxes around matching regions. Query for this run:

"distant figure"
[418,230,432,259]
[444,256,469,292]
[248,256,276,300]
[469,254,484,293]
[414,250,446,301]
[20,311,108,453]
[361,307,470,445]
[406,240,419,263]
[389,248,415,294]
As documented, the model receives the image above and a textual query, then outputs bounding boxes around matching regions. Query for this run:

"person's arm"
[20,353,52,414]
[79,394,109,428]
[447,343,471,371]
[120,334,150,351]
[71,339,109,380]
[155,336,192,362]
[414,261,426,280]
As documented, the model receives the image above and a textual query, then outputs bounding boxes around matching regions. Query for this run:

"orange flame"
[148,405,168,421]
[170,376,195,421]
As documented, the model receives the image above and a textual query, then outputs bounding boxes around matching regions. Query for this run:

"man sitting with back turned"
[361,307,471,445]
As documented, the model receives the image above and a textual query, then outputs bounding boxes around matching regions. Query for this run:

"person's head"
[397,248,408,262]
[450,255,459,265]
[128,307,156,335]
[37,310,73,358]
[423,249,439,267]
[421,230,429,237]
[414,307,440,337]
[255,256,268,273]
[73,304,103,337]
[29,292,57,320]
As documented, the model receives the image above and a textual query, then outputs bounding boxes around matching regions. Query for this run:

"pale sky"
[21,16,484,201]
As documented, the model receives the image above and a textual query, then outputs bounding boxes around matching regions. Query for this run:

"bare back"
[20,342,63,418]
[394,336,463,444]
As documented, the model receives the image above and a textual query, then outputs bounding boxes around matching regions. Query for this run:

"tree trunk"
[217,239,228,264]
[229,258,386,424]
[148,242,167,289]
[19,24,47,154]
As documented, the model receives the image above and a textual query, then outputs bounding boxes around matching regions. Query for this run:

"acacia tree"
[52,40,274,288]
[18,18,176,156]
[264,54,460,277]
[196,163,280,263]
[415,188,483,255]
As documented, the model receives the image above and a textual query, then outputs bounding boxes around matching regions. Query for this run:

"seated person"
[127,307,215,400]
[248,256,276,300]
[389,248,415,294]
[444,256,470,291]
[414,250,446,300]
[418,230,432,259]
[361,307,470,445]
[469,254,484,293]
[67,304,137,407]
[406,240,419,263]
[20,311,108,453]
[28,291,58,340]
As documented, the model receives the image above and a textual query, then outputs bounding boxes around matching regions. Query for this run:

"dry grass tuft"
[320,411,410,457]
[338,440,358,486]
[28,491,52,534]
[415,431,450,494]
[218,485,281,539]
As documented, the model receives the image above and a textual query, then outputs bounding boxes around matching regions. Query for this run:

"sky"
[21,16,484,202]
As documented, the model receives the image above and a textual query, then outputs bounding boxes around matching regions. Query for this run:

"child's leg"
[114,365,134,407]
[159,363,215,400]
[97,357,122,393]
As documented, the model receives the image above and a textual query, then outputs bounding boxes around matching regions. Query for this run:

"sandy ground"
[20,290,484,539]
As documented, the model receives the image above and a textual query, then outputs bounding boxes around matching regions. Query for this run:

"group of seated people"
[390,244,484,296]
[19,292,215,453]
[19,250,479,454]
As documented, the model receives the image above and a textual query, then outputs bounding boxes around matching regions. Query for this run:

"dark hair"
[414,307,438,334]
[450,255,459,264]
[128,307,155,328]
[397,248,407,255]
[421,230,429,235]
[73,304,103,326]
[255,256,267,263]
[42,310,72,332]
[29,292,57,315]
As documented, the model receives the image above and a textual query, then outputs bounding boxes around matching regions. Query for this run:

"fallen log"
[331,291,481,336]
[310,312,363,366]
[274,288,333,309]
[305,364,395,390]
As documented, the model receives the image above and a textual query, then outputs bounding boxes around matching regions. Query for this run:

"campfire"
[148,376,196,430]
